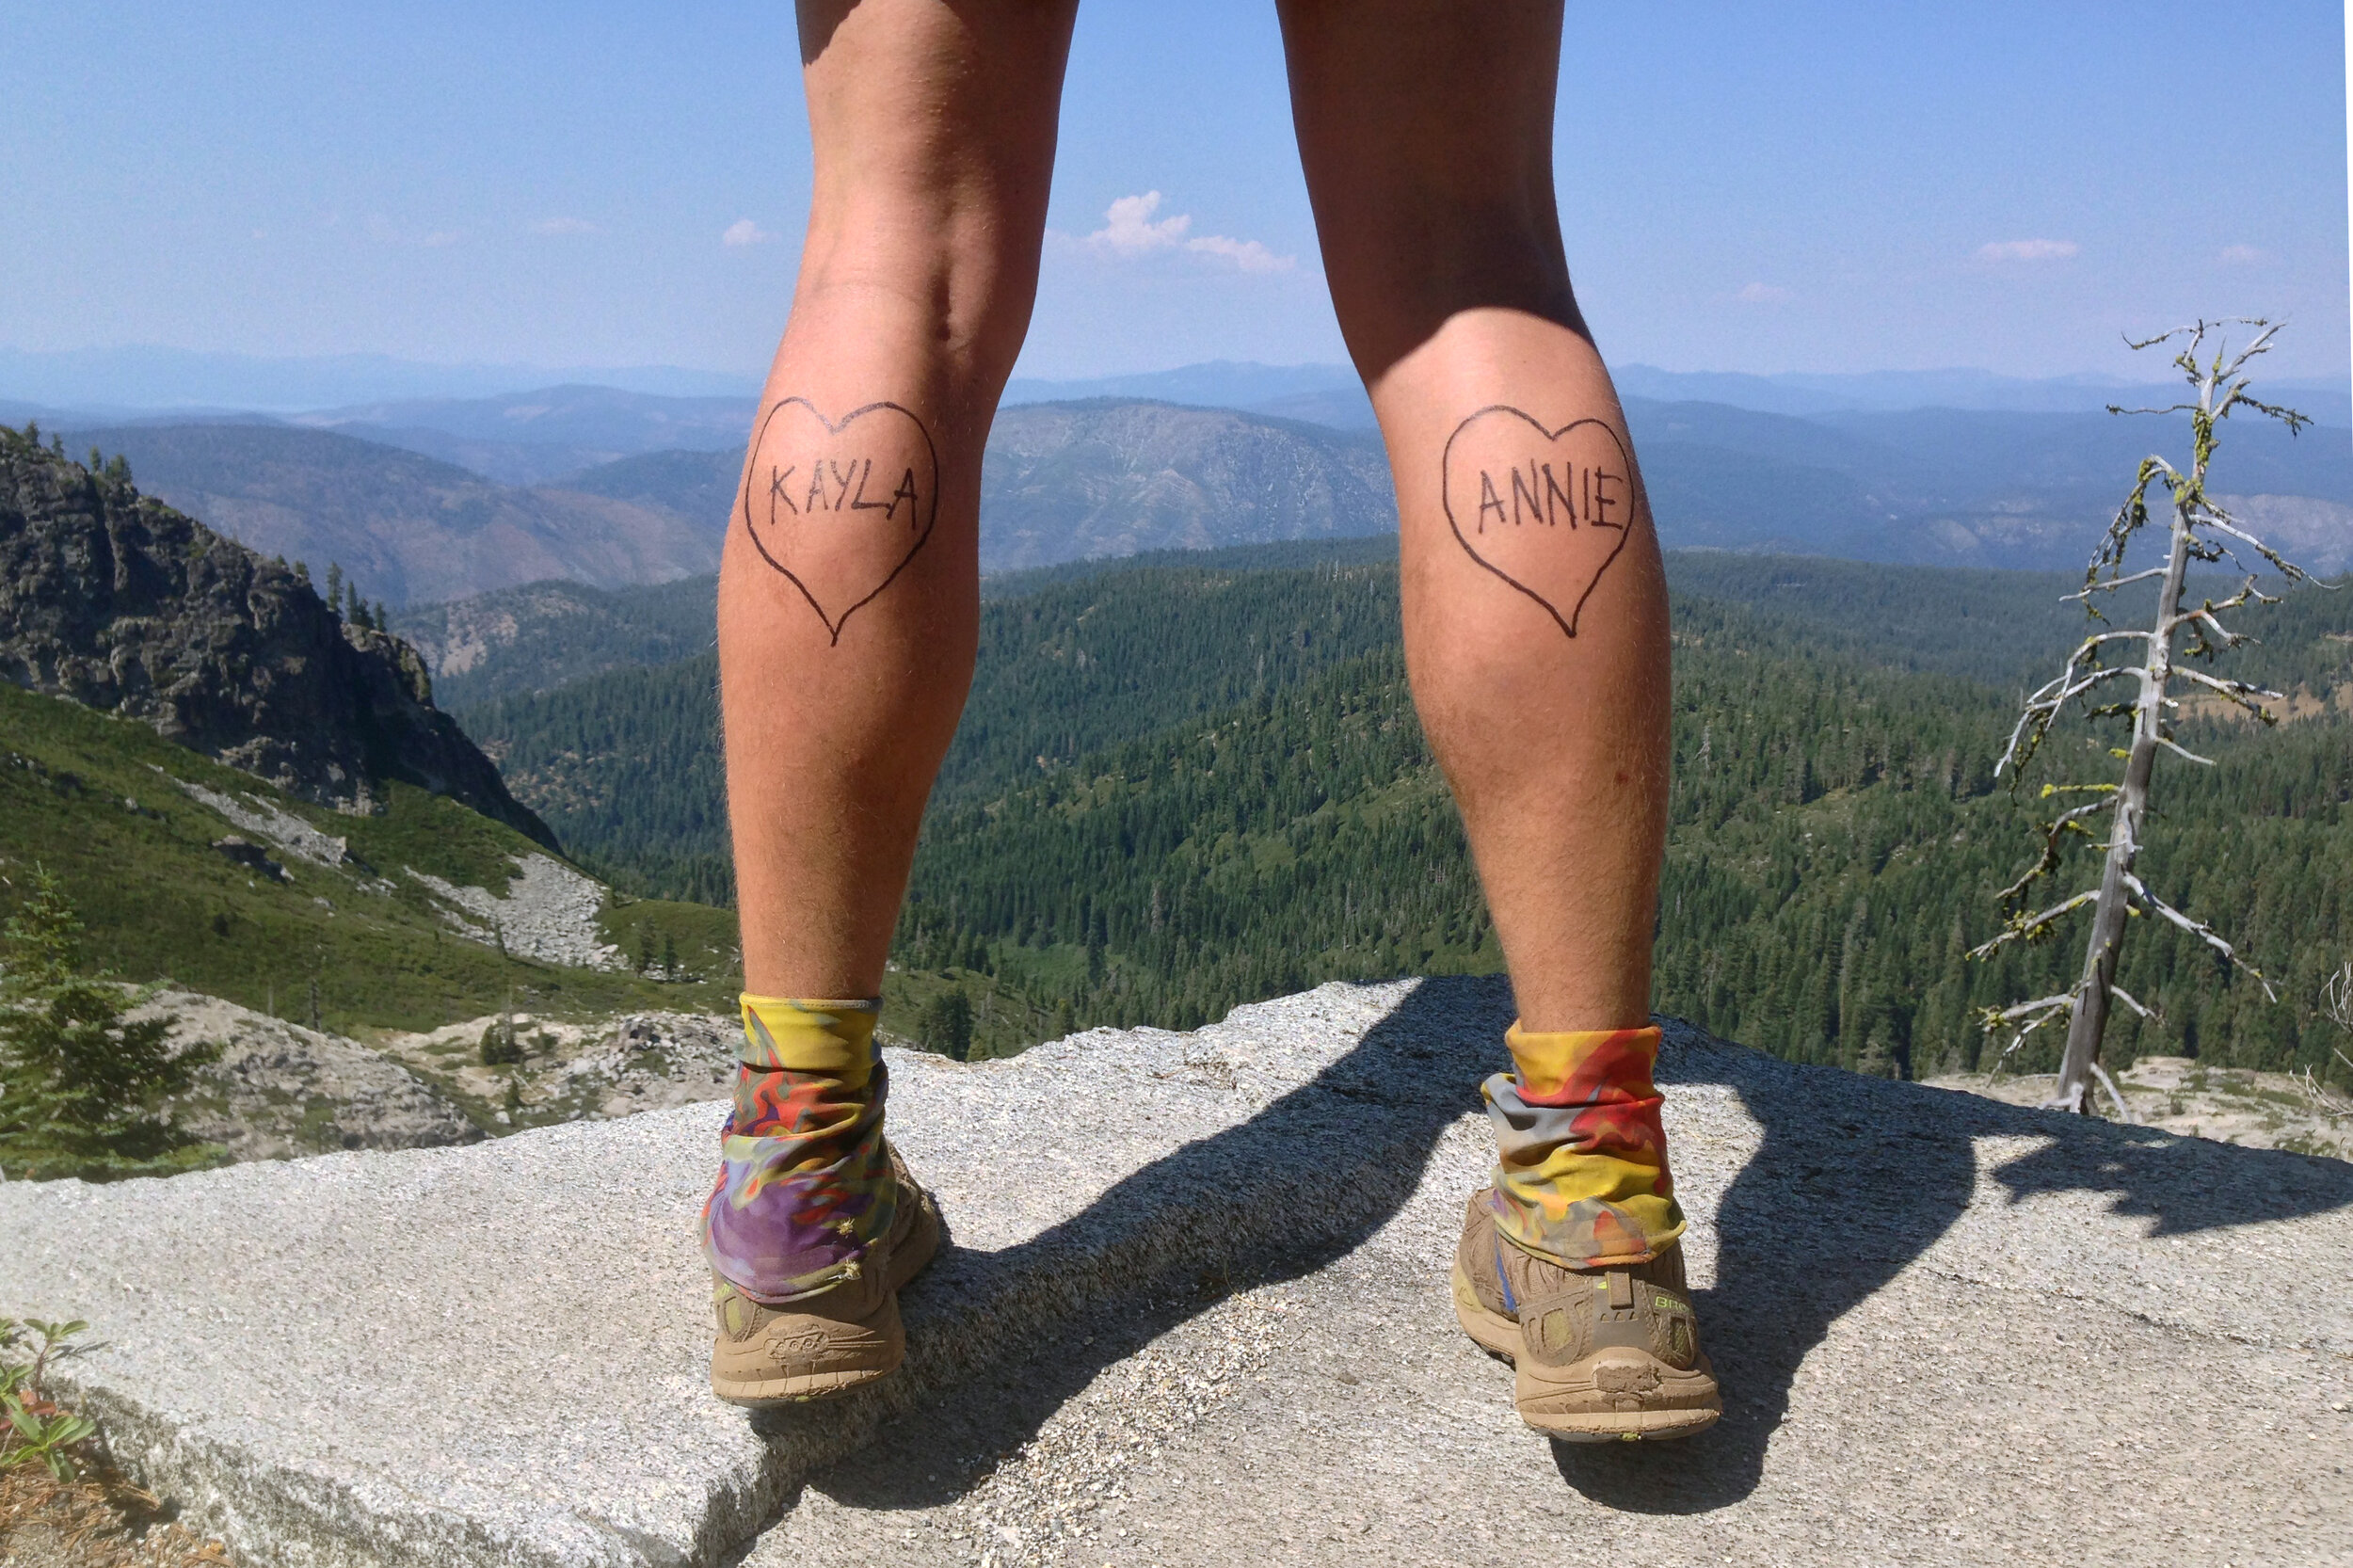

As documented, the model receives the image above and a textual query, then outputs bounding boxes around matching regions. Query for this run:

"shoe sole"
[1450,1262,1722,1443]
[711,1192,943,1408]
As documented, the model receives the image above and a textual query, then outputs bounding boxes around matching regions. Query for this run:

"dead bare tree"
[1972,318,2333,1115]
[2324,961,2353,1079]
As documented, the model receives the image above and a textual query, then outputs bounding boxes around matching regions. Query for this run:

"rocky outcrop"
[0,424,554,844]
[138,990,480,1160]
[6,979,2347,1568]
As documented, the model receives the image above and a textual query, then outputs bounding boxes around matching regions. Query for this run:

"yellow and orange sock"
[1481,1021,1684,1267]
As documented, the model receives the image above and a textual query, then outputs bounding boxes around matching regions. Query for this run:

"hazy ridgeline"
[450,544,2353,1080]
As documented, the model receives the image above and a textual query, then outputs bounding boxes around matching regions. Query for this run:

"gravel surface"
[4,978,2348,1568]
[170,778,351,870]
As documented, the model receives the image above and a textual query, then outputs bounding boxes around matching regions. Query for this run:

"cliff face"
[0,425,554,846]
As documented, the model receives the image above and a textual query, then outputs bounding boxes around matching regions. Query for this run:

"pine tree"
[917,987,974,1061]
[0,871,220,1180]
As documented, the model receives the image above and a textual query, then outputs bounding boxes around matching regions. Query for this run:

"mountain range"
[50,424,723,607]
[13,348,2349,608]
[56,401,1403,602]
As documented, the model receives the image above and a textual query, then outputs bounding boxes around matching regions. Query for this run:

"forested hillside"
[396,575,723,710]
[456,550,2351,1078]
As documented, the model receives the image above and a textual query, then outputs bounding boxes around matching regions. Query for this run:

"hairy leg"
[1277,0,1670,1032]
[721,0,1079,998]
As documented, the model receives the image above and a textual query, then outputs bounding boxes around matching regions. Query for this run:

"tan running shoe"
[709,1147,942,1406]
[1451,1190,1721,1442]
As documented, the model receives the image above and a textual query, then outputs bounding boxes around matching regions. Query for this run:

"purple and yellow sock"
[1481,1021,1685,1268]
[699,995,898,1304]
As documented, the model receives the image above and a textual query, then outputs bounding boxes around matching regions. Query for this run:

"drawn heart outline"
[741,397,940,645]
[1440,406,1639,640]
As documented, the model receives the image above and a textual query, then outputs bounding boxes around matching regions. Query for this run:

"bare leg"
[1277,0,1670,1032]
[721,0,1080,999]
[1277,8,1720,1442]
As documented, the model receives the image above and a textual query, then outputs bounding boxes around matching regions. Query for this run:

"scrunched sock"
[699,995,898,1304]
[1481,1021,1685,1268]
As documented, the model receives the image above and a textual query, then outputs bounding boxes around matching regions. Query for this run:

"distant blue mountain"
[1003,360,1361,410]
[1617,364,2353,427]
[1005,358,2353,429]
[0,345,760,413]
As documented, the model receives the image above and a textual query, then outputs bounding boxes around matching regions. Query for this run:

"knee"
[796,170,1049,397]
[1320,191,1580,376]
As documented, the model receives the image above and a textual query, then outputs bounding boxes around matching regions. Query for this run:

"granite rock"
[4,979,2348,1568]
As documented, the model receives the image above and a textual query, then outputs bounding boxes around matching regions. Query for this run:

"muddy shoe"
[1451,1190,1721,1442]
[709,1148,942,1406]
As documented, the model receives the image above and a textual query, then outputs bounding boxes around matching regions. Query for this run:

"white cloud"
[1976,238,2078,263]
[1186,233,1296,274]
[534,216,599,236]
[1737,281,1792,303]
[2219,243,2265,264]
[1089,191,1192,255]
[1077,192,1296,273]
[363,214,463,248]
[722,218,774,248]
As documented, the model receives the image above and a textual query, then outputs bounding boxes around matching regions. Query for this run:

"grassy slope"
[0,680,740,1032]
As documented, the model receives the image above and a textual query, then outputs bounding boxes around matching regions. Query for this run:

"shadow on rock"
[1553,1041,1977,1512]
[1976,1106,2353,1236]
[757,981,2353,1528]
[1551,1039,2353,1514]
[772,976,1516,1514]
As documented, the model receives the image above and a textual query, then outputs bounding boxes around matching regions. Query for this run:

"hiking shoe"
[709,1145,942,1405]
[1451,1190,1721,1441]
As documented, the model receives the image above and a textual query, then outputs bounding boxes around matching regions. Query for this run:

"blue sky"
[3,1,2346,383]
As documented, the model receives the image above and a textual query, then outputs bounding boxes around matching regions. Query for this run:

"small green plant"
[1,1317,97,1481]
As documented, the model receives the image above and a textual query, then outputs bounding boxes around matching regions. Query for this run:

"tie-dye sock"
[699,995,899,1304]
[1481,1021,1685,1267]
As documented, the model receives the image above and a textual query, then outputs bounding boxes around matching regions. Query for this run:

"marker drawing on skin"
[739,397,941,646]
[1439,405,1640,640]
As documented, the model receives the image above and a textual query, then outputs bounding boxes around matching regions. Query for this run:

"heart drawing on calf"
[741,397,940,645]
[1440,406,1639,639]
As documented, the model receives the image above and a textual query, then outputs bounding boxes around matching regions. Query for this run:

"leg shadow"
[1549,1035,2353,1512]
[1551,1037,1979,1512]
[773,975,1518,1511]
